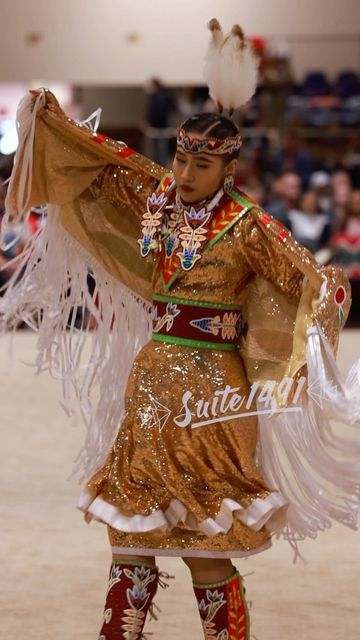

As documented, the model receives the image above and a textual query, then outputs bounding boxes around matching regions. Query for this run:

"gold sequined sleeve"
[93,165,159,222]
[236,208,351,353]
[235,208,312,300]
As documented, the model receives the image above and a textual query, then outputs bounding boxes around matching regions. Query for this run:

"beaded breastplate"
[138,173,256,291]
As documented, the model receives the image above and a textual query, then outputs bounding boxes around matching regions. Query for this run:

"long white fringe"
[0,208,152,481]
[1,89,152,481]
[257,324,360,556]
[6,90,46,220]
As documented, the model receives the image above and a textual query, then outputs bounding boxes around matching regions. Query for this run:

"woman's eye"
[196,164,209,169]
[176,156,185,163]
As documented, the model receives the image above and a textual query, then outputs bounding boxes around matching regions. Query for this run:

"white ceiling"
[0,0,359,85]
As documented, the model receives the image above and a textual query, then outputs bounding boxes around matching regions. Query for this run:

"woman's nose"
[181,164,194,182]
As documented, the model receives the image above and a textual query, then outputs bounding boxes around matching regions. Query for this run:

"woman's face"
[172,137,235,203]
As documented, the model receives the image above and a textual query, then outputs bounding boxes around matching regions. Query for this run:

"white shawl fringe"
[0,208,152,481]
[258,324,360,555]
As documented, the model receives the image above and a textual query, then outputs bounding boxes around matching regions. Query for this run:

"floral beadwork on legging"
[194,571,249,640]
[98,563,158,640]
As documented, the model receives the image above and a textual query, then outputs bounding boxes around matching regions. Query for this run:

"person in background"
[331,190,360,284]
[345,190,360,235]
[269,135,314,189]
[332,170,352,192]
[288,190,332,254]
[176,86,204,122]
[333,184,351,233]
[309,171,332,213]
[266,170,301,226]
[145,78,175,167]
[331,171,352,232]
[343,137,360,188]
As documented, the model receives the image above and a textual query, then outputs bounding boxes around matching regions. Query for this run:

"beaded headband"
[177,128,242,156]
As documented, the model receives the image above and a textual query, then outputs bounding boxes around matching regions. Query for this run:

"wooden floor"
[1,331,360,640]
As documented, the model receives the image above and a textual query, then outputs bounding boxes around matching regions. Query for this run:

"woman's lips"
[181,185,195,193]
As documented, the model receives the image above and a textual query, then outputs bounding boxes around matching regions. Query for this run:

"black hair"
[181,113,241,163]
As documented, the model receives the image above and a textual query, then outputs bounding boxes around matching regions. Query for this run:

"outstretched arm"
[5,89,167,299]
[6,88,164,220]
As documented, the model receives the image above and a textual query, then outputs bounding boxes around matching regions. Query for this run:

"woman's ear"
[224,158,238,176]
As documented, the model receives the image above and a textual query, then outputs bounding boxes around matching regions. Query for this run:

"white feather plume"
[204,20,259,112]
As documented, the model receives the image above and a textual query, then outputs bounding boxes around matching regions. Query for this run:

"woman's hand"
[84,511,93,524]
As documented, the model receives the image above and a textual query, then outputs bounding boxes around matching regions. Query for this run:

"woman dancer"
[2,20,360,640]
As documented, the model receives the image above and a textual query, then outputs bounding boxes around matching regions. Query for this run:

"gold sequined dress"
[81,184,299,558]
[4,90,360,559]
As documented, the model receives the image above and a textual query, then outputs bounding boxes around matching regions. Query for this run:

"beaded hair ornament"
[176,19,258,157]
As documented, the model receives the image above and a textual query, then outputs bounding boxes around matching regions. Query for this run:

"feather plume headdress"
[204,18,259,115]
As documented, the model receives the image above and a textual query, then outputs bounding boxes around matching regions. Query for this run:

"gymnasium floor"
[1,331,359,640]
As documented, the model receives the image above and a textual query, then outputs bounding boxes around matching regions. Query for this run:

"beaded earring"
[223,173,235,194]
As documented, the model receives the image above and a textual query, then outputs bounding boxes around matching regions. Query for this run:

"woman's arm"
[236,208,351,347]
[5,89,166,300]
[6,89,163,221]
[235,208,351,389]
[236,208,319,300]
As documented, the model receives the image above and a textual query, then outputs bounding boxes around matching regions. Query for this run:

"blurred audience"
[346,190,360,235]
[287,190,332,253]
[265,171,302,224]
[269,135,314,188]
[331,171,352,232]
[309,171,333,213]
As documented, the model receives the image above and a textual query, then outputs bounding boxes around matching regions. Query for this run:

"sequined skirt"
[79,340,287,557]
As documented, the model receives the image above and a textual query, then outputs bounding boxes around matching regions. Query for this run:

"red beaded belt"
[152,295,241,351]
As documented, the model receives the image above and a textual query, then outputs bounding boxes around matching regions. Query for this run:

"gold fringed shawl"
[2,89,172,476]
[6,89,164,301]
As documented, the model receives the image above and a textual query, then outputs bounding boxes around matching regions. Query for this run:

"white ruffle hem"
[77,488,288,537]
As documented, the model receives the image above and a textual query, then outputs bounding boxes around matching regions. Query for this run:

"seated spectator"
[345,190,360,235]
[331,190,360,282]
[332,171,352,232]
[343,137,360,187]
[288,190,332,254]
[332,170,351,191]
[309,171,332,213]
[266,171,301,226]
[269,135,314,188]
